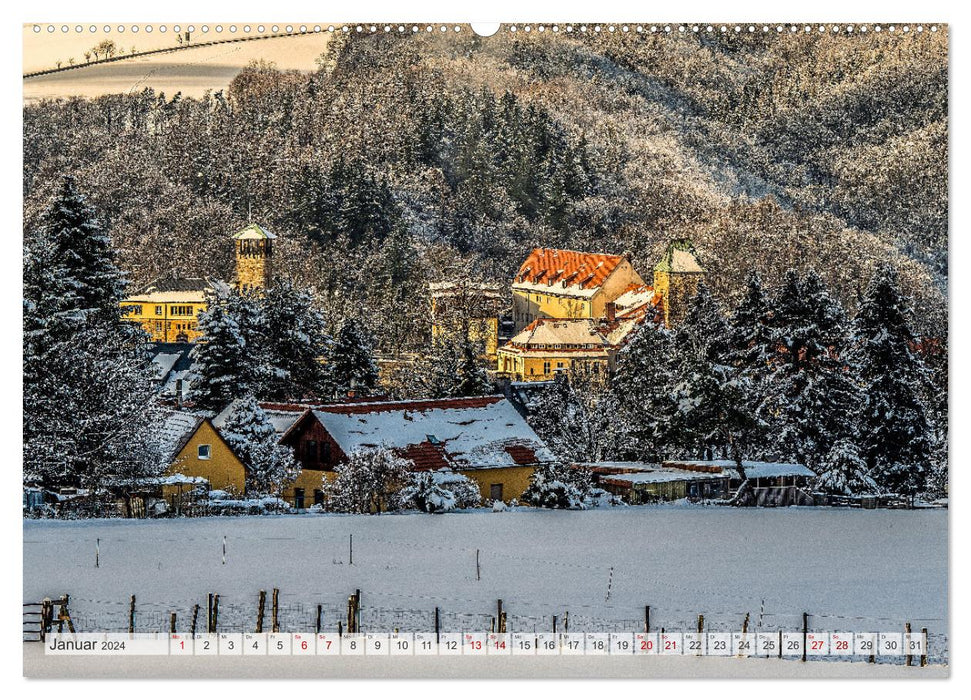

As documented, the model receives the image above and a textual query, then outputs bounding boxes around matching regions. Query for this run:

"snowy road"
[23,505,947,662]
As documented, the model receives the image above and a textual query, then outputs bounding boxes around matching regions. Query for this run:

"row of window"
[124,304,196,316]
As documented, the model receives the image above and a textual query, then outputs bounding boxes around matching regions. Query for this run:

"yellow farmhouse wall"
[457,466,535,503]
[164,421,247,496]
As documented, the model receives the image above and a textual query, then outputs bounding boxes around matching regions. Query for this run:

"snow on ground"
[23,506,948,663]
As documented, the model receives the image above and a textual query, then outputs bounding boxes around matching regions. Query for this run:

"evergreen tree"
[815,438,878,496]
[723,270,774,457]
[23,180,163,497]
[327,319,380,398]
[759,269,861,472]
[220,396,299,496]
[669,283,732,459]
[611,322,677,461]
[853,263,931,496]
[42,175,125,319]
[259,279,332,401]
[189,294,252,410]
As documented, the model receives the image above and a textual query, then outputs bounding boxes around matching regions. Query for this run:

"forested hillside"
[23,28,948,352]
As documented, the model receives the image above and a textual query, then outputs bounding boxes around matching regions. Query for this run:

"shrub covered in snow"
[521,463,594,510]
[402,469,481,513]
[325,446,412,514]
[815,438,879,496]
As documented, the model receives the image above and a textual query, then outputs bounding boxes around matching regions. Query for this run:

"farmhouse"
[158,411,247,505]
[280,396,555,503]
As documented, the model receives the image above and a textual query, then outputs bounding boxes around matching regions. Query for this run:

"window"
[125,304,142,316]
[490,484,503,502]
[155,321,163,332]
[543,361,551,374]
[155,305,163,316]
[556,362,565,368]
[197,444,211,460]
[321,441,331,463]
[313,489,324,506]
[306,440,318,461]
[294,488,305,509]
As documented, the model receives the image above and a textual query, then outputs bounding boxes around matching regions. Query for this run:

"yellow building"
[121,275,212,343]
[121,223,277,341]
[429,281,504,360]
[653,240,705,328]
[497,315,648,382]
[233,223,276,292]
[511,248,646,332]
[161,413,248,502]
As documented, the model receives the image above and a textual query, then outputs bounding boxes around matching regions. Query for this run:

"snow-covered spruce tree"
[529,369,621,464]
[852,263,931,497]
[23,179,163,499]
[611,322,677,461]
[520,463,592,510]
[407,327,491,399]
[758,269,861,472]
[326,446,411,514]
[42,176,125,319]
[815,438,878,496]
[402,469,482,513]
[188,293,253,411]
[259,279,332,401]
[327,319,380,398]
[724,270,774,446]
[668,283,732,459]
[220,395,299,497]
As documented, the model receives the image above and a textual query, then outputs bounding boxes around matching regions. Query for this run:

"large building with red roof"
[279,396,554,503]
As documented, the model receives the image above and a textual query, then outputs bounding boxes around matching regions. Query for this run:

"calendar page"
[21,13,949,682]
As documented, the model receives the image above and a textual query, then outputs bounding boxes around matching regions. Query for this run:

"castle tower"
[653,239,704,328]
[233,223,276,292]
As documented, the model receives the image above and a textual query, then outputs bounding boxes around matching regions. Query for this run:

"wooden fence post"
[170,612,177,633]
[801,612,808,662]
[742,613,749,635]
[256,590,266,633]
[212,594,220,632]
[316,605,323,635]
[905,622,912,666]
[191,604,199,636]
[552,615,557,634]
[272,588,280,633]
[207,594,213,634]
[129,595,136,634]
[921,627,928,667]
[697,615,704,634]
[645,606,651,634]
[434,607,440,643]
[497,600,503,633]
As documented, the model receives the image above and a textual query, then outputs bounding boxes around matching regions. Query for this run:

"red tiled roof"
[316,396,504,416]
[515,248,626,290]
[400,442,452,471]
[504,444,540,465]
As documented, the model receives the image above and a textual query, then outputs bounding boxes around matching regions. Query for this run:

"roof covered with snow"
[308,396,555,470]
[513,248,629,298]
[662,460,815,480]
[159,411,206,462]
[602,469,730,485]
[502,317,643,354]
[233,223,277,240]
[213,399,306,436]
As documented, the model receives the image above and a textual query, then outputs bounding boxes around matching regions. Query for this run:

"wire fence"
[57,592,948,666]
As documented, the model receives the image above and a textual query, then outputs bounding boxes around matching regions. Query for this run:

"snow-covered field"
[23,505,948,663]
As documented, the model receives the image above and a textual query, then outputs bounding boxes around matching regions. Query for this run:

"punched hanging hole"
[471,23,501,37]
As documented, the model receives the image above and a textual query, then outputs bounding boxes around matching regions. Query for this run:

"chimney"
[175,379,184,408]
[605,301,616,322]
